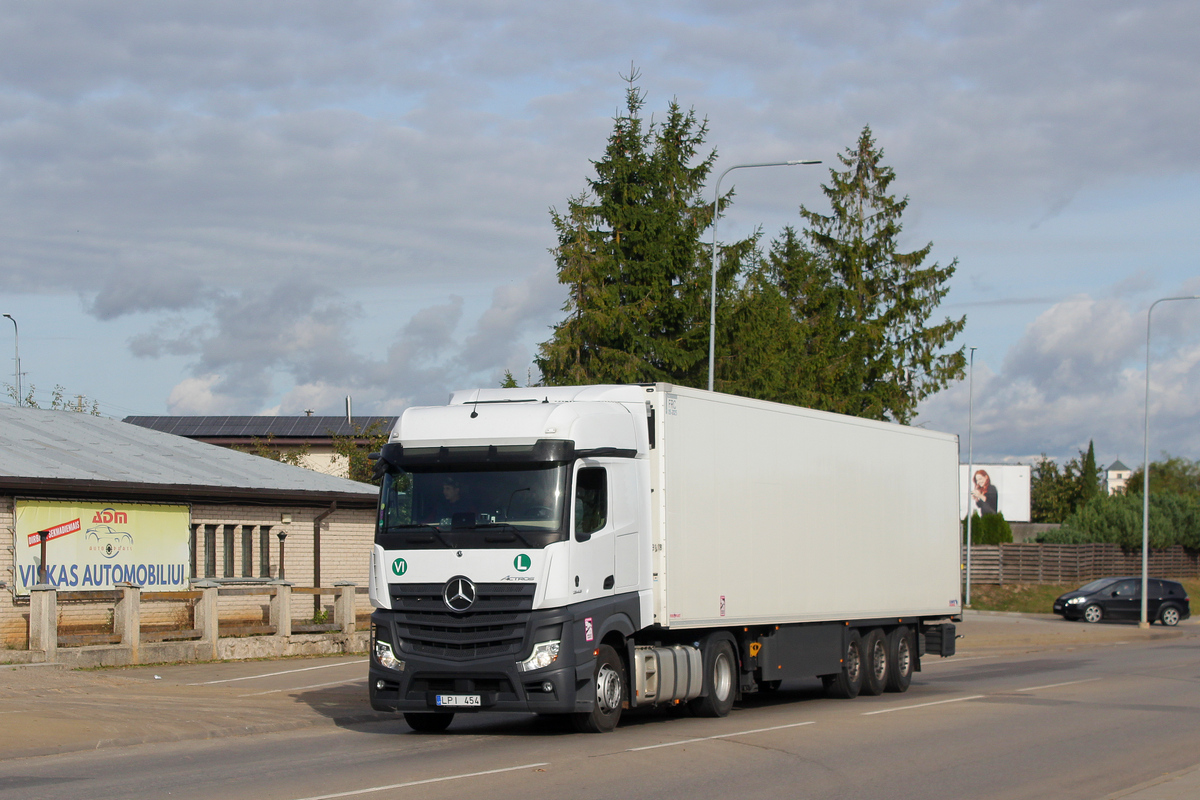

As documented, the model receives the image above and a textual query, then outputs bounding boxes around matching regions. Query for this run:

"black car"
[1053,577,1190,626]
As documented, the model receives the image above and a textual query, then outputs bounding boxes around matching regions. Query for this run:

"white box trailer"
[367,384,961,733]
[653,388,961,627]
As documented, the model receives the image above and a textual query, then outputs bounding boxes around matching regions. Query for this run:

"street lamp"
[1140,295,1200,628]
[707,159,821,392]
[965,346,976,607]
[2,314,17,406]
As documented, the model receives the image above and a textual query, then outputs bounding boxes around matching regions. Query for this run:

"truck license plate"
[435,694,481,707]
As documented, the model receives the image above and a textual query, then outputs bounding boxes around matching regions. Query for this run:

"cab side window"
[575,468,608,540]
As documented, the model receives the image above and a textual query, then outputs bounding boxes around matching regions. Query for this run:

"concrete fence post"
[29,585,58,662]
[193,581,219,661]
[270,582,293,638]
[334,582,357,634]
[114,582,142,664]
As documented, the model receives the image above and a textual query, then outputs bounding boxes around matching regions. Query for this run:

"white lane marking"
[238,678,366,697]
[861,695,985,715]
[920,655,997,666]
[1015,677,1101,692]
[187,660,367,686]
[627,721,816,751]
[288,763,550,800]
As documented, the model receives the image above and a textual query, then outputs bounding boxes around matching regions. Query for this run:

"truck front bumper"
[368,609,590,715]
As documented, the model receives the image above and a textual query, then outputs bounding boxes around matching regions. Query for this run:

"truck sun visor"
[379,438,577,469]
[375,439,637,474]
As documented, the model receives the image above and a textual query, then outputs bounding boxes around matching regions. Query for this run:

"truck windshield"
[375,463,569,550]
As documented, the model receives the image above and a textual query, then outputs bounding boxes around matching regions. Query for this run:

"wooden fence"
[964,544,1200,585]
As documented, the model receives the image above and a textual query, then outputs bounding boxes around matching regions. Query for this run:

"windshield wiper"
[474,523,536,548]
[388,523,454,548]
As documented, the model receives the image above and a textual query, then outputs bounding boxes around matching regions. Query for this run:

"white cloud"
[166,374,235,415]
[917,287,1200,466]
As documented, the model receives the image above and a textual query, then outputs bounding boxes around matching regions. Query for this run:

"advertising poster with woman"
[958,464,1030,521]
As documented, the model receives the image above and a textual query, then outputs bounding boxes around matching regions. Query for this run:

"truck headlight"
[1066,597,1086,605]
[517,640,561,673]
[374,639,406,672]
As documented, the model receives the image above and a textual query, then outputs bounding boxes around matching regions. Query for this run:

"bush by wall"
[963,512,1013,545]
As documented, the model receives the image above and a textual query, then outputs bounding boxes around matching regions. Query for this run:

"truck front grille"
[389,583,535,661]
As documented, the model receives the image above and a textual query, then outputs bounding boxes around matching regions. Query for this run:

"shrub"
[963,512,1012,545]
[1038,491,1200,549]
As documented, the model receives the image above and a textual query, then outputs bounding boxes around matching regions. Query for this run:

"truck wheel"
[822,629,863,699]
[689,638,737,718]
[404,712,454,733]
[884,627,913,693]
[860,629,888,696]
[572,644,625,733]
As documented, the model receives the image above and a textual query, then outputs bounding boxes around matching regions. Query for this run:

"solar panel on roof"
[122,415,396,438]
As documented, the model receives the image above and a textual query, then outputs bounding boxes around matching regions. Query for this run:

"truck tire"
[860,629,888,696]
[884,626,913,693]
[822,629,863,699]
[404,712,454,733]
[572,644,625,733]
[689,638,737,718]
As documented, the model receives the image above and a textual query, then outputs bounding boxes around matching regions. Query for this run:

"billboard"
[12,500,190,596]
[959,464,1031,522]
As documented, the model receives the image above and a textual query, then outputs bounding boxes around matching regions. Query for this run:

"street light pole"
[2,314,17,406]
[1140,295,1200,628]
[707,159,821,392]
[965,346,976,607]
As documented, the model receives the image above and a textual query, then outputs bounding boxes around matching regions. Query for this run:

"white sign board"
[13,500,191,596]
[959,464,1030,522]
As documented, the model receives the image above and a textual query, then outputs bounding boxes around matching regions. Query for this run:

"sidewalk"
[0,655,390,761]
[1101,764,1200,800]
[958,609,1198,655]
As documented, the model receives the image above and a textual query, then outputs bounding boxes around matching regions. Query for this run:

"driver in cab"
[423,476,474,525]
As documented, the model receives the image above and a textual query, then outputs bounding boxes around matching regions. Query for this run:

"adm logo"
[92,508,128,525]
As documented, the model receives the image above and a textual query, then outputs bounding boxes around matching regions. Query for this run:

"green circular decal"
[513,553,531,572]
[391,558,408,576]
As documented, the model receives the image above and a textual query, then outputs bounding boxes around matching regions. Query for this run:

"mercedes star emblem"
[443,576,477,612]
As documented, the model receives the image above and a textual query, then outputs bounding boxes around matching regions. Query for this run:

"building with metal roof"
[1,406,379,646]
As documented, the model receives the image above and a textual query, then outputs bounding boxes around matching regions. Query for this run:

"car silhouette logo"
[443,577,477,612]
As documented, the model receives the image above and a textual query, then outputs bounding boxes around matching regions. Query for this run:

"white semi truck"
[368,384,961,733]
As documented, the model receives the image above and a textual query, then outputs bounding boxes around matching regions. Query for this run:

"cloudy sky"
[1,1,1197,468]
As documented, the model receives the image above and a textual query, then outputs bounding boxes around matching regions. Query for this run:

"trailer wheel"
[884,627,913,693]
[404,712,454,733]
[822,629,863,699]
[572,644,625,733]
[860,629,888,696]
[689,638,737,718]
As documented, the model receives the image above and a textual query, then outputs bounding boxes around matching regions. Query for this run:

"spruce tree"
[795,126,966,423]
[537,75,735,386]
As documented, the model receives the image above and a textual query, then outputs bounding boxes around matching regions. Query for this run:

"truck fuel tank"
[632,645,703,706]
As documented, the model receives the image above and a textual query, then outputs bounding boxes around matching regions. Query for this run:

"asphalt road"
[1,616,1198,800]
